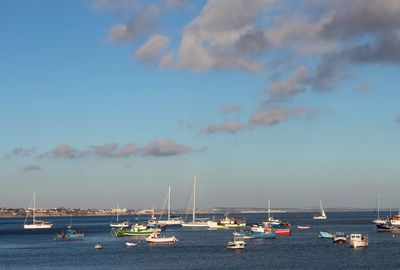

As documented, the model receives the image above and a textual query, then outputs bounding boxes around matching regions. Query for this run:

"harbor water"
[0,211,398,269]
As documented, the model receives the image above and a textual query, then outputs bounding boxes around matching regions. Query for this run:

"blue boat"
[319,231,334,239]
[251,225,276,239]
[54,226,84,241]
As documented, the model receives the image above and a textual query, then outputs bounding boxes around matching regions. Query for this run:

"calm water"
[0,212,398,269]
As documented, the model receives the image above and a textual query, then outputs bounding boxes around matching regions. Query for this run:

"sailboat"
[24,190,53,229]
[158,186,183,227]
[373,193,387,225]
[182,175,209,227]
[110,203,129,228]
[313,199,327,220]
[262,199,280,225]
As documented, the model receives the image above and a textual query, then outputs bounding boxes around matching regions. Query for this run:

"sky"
[1,0,400,210]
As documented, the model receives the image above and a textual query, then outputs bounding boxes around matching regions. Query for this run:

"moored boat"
[226,235,246,249]
[94,243,103,249]
[125,242,138,247]
[145,233,177,244]
[207,213,246,229]
[250,224,276,238]
[313,199,327,220]
[110,203,129,228]
[158,186,183,228]
[349,234,368,248]
[54,226,84,241]
[332,232,346,244]
[297,225,310,229]
[319,231,335,239]
[182,175,209,227]
[24,190,53,229]
[113,223,161,237]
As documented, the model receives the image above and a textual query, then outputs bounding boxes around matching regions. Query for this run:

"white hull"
[24,223,52,229]
[349,240,368,248]
[313,216,327,220]
[181,222,209,227]
[110,222,130,228]
[146,236,177,244]
[207,220,246,229]
[158,220,183,227]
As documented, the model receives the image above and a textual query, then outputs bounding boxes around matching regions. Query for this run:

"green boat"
[113,224,161,237]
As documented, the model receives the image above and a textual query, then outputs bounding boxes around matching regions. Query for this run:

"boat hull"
[319,231,334,239]
[24,223,52,229]
[181,222,209,227]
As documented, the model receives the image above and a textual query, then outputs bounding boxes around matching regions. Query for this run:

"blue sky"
[1,0,400,209]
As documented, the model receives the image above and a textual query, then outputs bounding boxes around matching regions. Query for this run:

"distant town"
[0,207,375,218]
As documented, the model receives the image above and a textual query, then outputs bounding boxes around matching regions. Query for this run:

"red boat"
[273,228,292,235]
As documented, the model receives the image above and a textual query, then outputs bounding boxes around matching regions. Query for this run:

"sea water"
[0,212,398,269]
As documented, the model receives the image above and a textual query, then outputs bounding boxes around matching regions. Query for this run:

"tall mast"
[33,190,36,222]
[192,175,196,222]
[267,199,271,220]
[377,193,380,219]
[116,203,119,223]
[168,186,171,221]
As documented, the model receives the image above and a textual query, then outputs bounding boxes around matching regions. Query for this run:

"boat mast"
[377,193,380,220]
[33,190,36,223]
[267,199,271,220]
[192,175,196,222]
[168,186,171,221]
[116,203,119,223]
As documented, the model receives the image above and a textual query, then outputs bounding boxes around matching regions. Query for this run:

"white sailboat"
[182,175,209,227]
[373,193,387,225]
[313,198,327,220]
[158,186,183,227]
[24,190,53,229]
[262,199,280,226]
[110,203,129,228]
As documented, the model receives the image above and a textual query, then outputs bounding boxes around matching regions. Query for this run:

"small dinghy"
[94,243,103,249]
[125,242,138,247]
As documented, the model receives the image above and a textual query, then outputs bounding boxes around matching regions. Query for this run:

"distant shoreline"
[0,208,379,219]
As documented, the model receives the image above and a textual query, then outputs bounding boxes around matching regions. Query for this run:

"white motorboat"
[226,235,246,249]
[125,242,138,247]
[182,175,209,227]
[145,233,178,244]
[24,190,53,229]
[208,213,246,229]
[349,234,368,248]
[313,199,327,220]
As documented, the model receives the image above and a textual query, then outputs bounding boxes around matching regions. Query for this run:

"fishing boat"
[207,213,246,229]
[182,175,209,227]
[145,233,178,244]
[113,223,161,237]
[297,225,310,230]
[110,203,129,228]
[54,226,84,241]
[313,199,327,220]
[319,231,335,239]
[349,234,368,248]
[233,229,253,239]
[332,232,346,244]
[226,235,246,249]
[158,186,183,228]
[125,242,138,247]
[24,190,53,229]
[388,210,400,226]
[372,193,387,225]
[250,224,276,239]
